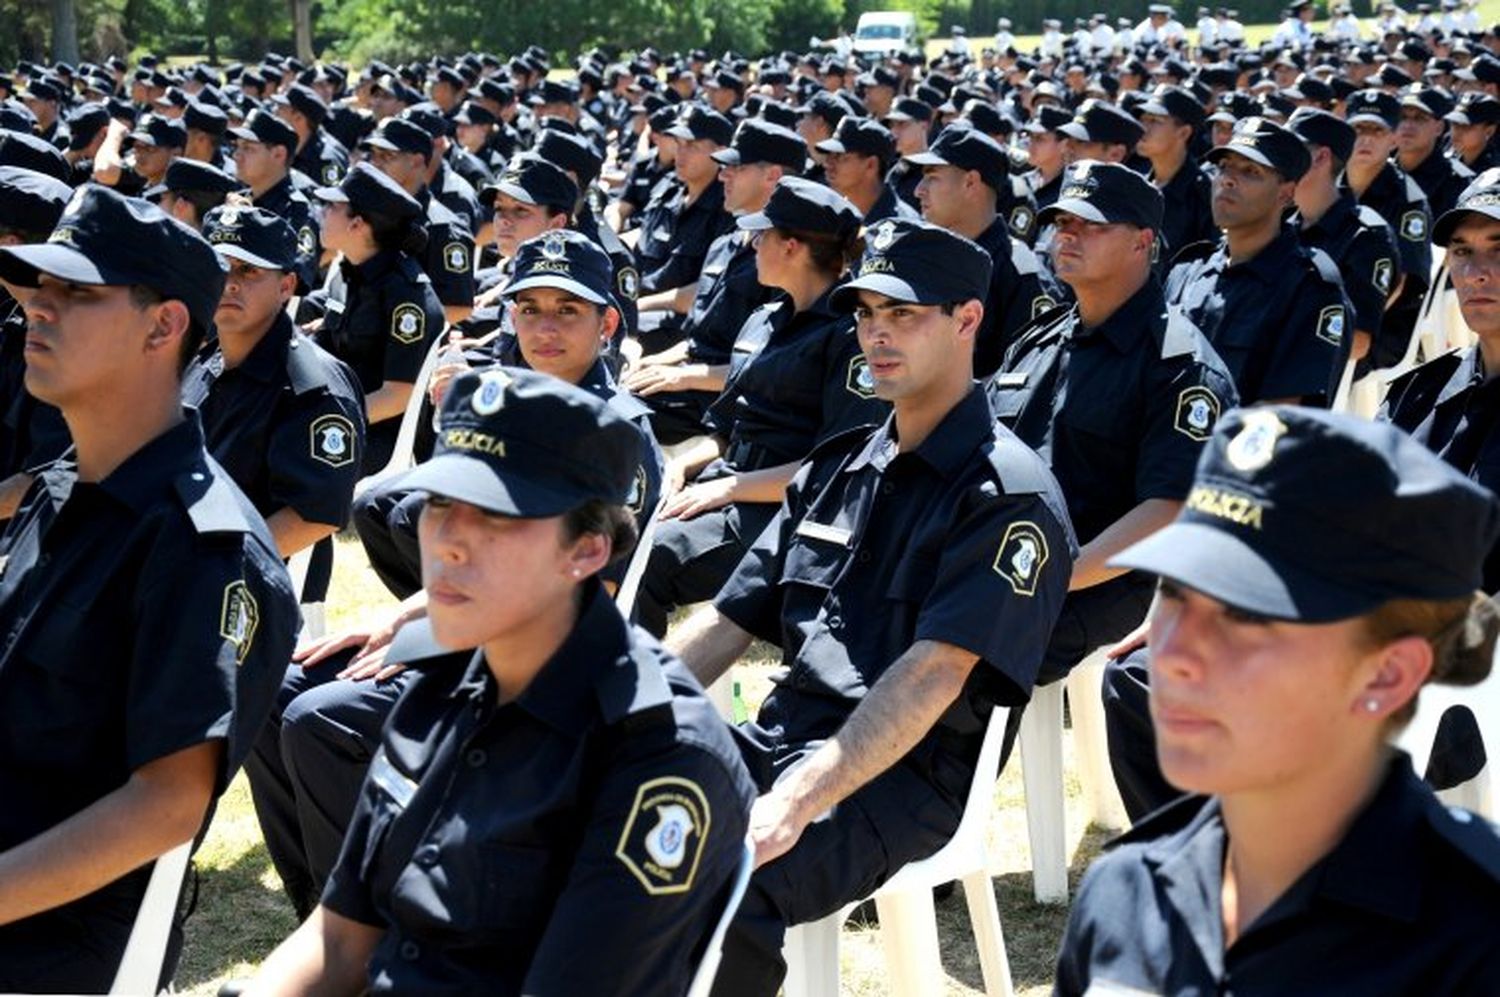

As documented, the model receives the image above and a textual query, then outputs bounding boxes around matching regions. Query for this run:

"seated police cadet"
[815,116,920,226]
[0,186,298,991]
[243,369,754,997]
[143,157,244,231]
[184,205,368,559]
[1055,407,1500,996]
[908,122,1058,377]
[1135,85,1216,259]
[247,231,664,919]
[989,162,1237,690]
[634,177,889,638]
[307,162,445,475]
[229,109,322,293]
[1165,116,1353,406]
[667,220,1075,997]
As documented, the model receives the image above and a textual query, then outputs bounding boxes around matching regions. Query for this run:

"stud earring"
[1365,699,1381,713]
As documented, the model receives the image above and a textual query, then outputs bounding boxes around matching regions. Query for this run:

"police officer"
[1059,99,1144,168]
[666,219,1075,997]
[625,119,805,444]
[634,177,888,638]
[229,109,321,292]
[635,106,736,302]
[1396,84,1475,219]
[1057,408,1500,994]
[991,162,1237,690]
[184,205,367,558]
[1165,117,1352,405]
[815,115,919,224]
[1026,106,1075,216]
[0,185,297,991]
[1288,107,1401,369]
[308,162,445,475]
[360,116,476,324]
[143,156,243,230]
[274,82,349,188]
[1447,93,1500,173]
[1135,85,1216,257]
[909,123,1059,376]
[242,369,755,996]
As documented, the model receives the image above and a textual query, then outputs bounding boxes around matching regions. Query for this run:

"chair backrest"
[1394,640,1500,820]
[353,333,451,499]
[614,493,665,618]
[684,839,756,997]
[109,839,194,994]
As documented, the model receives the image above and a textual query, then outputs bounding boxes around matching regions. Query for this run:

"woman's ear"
[565,528,613,581]
[1353,634,1434,721]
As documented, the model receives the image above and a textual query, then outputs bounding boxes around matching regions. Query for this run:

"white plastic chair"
[109,839,194,994]
[284,546,326,640]
[685,839,756,997]
[352,333,451,499]
[1017,648,1129,905]
[782,706,1015,997]
[1395,643,1500,819]
[1342,252,1454,418]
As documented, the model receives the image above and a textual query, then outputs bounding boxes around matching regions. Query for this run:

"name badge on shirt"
[795,520,853,547]
[994,372,1028,388]
[368,753,416,810]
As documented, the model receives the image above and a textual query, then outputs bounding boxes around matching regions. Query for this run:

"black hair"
[562,499,639,568]
[359,207,429,256]
[776,226,865,277]
[130,283,204,373]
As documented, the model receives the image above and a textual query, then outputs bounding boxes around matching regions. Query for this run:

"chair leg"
[782,910,844,997]
[704,668,735,723]
[1020,680,1069,904]
[1067,657,1130,831]
[300,602,327,640]
[874,888,944,997]
[960,870,1015,997]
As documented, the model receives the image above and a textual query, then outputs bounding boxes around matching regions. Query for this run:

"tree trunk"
[289,0,314,62]
[50,0,79,64]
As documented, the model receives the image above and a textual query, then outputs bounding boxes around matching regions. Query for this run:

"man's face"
[1451,121,1497,163]
[368,146,428,191]
[1211,151,1289,229]
[216,259,294,339]
[673,137,723,186]
[1049,212,1150,288]
[821,150,873,197]
[1395,106,1445,161]
[852,289,975,401]
[915,164,970,229]
[1449,215,1500,335]
[232,139,281,187]
[889,117,928,155]
[132,142,176,184]
[15,277,163,408]
[706,86,737,114]
[797,114,834,148]
[1063,137,1124,165]
[1137,113,1187,158]
[719,161,779,215]
[1351,121,1398,168]
[1028,130,1064,174]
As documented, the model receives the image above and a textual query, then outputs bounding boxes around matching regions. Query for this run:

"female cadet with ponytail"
[310,161,445,474]
[1056,406,1500,995]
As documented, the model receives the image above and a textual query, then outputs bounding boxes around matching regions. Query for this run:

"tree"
[51,0,81,63]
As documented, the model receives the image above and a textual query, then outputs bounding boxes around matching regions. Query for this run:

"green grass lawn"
[172,534,1117,996]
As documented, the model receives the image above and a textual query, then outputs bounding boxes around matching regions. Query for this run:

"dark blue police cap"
[274,82,328,125]
[202,204,298,271]
[736,175,861,238]
[128,114,187,149]
[1447,92,1500,127]
[711,118,806,170]
[313,161,423,223]
[0,130,69,183]
[666,106,735,146]
[534,129,603,187]
[0,166,72,234]
[182,100,228,136]
[815,116,897,163]
[144,157,243,200]
[229,108,299,153]
[1112,407,1500,622]
[360,116,433,158]
[797,90,850,128]
[1024,104,1075,134]
[396,367,640,516]
[1346,88,1401,129]
[885,96,934,123]
[65,102,111,151]
[504,228,617,308]
[1287,106,1354,163]
[0,185,227,337]
[1434,167,1500,246]
[0,98,38,134]
[906,124,1009,193]
[1040,159,1165,231]
[1208,115,1311,180]
[528,79,580,107]
[1137,84,1206,128]
[401,101,452,140]
[831,218,992,309]
[1058,99,1145,147]
[480,155,579,211]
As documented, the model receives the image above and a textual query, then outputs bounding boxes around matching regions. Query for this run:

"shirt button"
[826,614,842,629]
[857,550,872,565]
[399,940,420,961]
[415,844,440,867]
[466,748,487,767]
[881,481,896,496]
[191,472,206,482]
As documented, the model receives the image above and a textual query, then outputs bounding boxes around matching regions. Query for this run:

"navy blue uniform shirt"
[973,217,1061,378]
[716,387,1076,741]
[635,177,734,294]
[415,187,476,308]
[1056,754,1500,995]
[1408,144,1476,219]
[864,183,921,225]
[292,129,349,188]
[988,279,1238,545]
[1153,158,1216,259]
[682,229,770,365]
[1346,162,1433,296]
[322,582,755,996]
[1295,192,1400,342]
[254,174,323,293]
[1165,225,1351,404]
[183,310,369,528]
[0,414,298,984]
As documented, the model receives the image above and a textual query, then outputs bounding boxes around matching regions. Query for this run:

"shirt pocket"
[463,842,556,939]
[782,531,850,591]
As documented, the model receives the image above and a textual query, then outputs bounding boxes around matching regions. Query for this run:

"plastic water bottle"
[731,680,749,725]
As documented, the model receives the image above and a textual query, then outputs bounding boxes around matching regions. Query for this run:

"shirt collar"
[1071,278,1163,353]
[847,385,993,477]
[1229,223,1302,283]
[1298,189,1357,238]
[1435,344,1488,407]
[226,310,295,385]
[345,248,403,281]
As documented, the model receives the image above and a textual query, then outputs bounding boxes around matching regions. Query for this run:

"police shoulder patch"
[390,302,426,344]
[615,776,712,896]
[617,266,640,301]
[1316,303,1345,346]
[220,580,259,665]
[321,162,341,185]
[846,354,877,398]
[627,464,648,516]
[1173,386,1221,442]
[993,520,1049,597]
[297,225,316,257]
[1372,257,1395,297]
[1030,294,1056,319]
[1400,209,1427,241]
[1009,205,1035,236]
[310,413,356,468]
[443,240,471,274]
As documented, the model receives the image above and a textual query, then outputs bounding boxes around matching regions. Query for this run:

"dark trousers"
[0,878,164,993]
[1039,572,1155,685]
[353,484,425,600]
[245,654,409,917]
[708,705,976,997]
[636,501,778,637]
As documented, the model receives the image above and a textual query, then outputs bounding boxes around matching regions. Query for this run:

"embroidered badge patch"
[310,414,356,468]
[993,520,1049,597]
[1372,257,1394,297]
[1400,210,1427,241]
[220,580,260,665]
[846,355,877,398]
[1316,304,1345,346]
[443,240,471,273]
[617,266,640,300]
[391,302,426,344]
[616,777,712,896]
[1173,386,1221,442]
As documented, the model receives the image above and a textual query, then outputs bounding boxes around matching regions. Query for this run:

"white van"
[853,11,920,56]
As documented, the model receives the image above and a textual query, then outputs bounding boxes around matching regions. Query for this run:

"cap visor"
[736,210,775,231]
[0,242,115,288]
[1038,197,1110,227]
[312,184,348,203]
[1057,122,1091,141]
[212,244,289,271]
[1207,144,1277,171]
[1137,99,1171,117]
[1435,204,1500,246]
[504,272,610,306]
[830,273,934,310]
[885,111,915,122]
[394,454,578,517]
[227,125,260,142]
[1109,520,1380,623]
[710,147,742,165]
[903,150,948,166]
[1345,113,1393,129]
[664,125,696,140]
[814,138,846,153]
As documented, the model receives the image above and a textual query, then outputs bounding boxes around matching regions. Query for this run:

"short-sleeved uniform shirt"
[1408,144,1476,219]
[255,174,323,293]
[292,129,350,188]
[1164,226,1351,404]
[416,188,477,309]
[0,415,298,982]
[1295,192,1400,340]
[433,160,484,235]
[1346,162,1433,297]
[1383,345,1500,591]
[1153,157,1216,259]
[635,177,734,294]
[987,279,1238,545]
[183,311,368,528]
[716,387,1077,742]
[972,217,1060,378]
[703,286,891,473]
[322,583,756,996]
[576,200,641,341]
[1056,755,1500,996]
[681,229,769,365]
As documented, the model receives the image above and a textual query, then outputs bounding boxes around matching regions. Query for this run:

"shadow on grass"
[175,838,298,993]
[933,823,1113,993]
